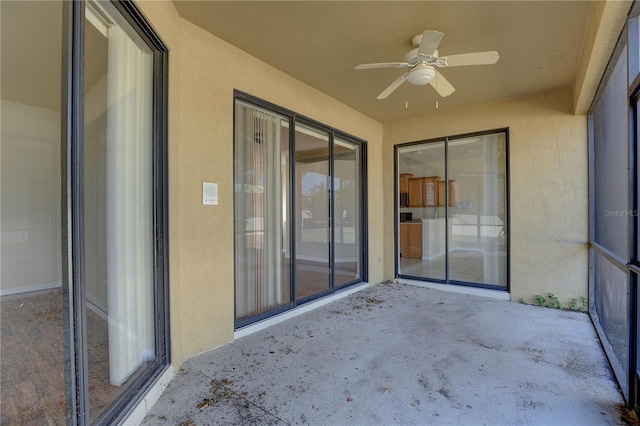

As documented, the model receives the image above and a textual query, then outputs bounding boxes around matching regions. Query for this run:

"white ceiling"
[173,1,593,123]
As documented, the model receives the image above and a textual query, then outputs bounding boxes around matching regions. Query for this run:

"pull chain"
[405,83,409,108]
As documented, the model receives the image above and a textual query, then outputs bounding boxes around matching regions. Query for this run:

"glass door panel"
[234,102,291,320]
[295,123,331,300]
[397,142,446,280]
[84,2,156,419]
[447,135,507,287]
[1,2,66,423]
[234,97,366,325]
[396,131,508,289]
[333,138,361,286]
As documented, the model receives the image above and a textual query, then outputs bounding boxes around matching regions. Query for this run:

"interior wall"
[383,87,588,304]
[1,100,62,295]
[138,1,383,365]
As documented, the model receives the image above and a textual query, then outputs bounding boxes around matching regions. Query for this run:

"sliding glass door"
[334,137,362,286]
[83,1,162,420]
[397,142,445,280]
[2,1,169,423]
[447,135,507,286]
[396,130,508,290]
[234,94,366,327]
[295,123,331,300]
[234,102,291,320]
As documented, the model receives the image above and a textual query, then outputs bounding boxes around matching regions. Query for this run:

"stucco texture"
[138,0,588,366]
[383,88,588,305]
[139,1,384,365]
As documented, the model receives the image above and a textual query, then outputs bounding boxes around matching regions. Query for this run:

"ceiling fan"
[355,30,499,99]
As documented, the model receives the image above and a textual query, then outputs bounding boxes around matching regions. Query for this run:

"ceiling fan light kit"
[407,65,436,86]
[355,29,499,100]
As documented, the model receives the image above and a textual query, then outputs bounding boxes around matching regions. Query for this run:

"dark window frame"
[233,90,368,329]
[393,128,511,293]
[61,1,170,424]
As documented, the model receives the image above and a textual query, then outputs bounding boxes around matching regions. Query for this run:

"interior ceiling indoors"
[2,1,113,113]
[398,135,490,169]
[1,1,62,111]
[174,1,592,123]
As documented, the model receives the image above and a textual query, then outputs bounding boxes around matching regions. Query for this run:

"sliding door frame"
[61,1,88,421]
[233,91,368,329]
[393,128,511,293]
[61,0,170,424]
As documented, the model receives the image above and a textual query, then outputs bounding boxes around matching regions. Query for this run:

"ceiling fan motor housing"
[407,65,436,86]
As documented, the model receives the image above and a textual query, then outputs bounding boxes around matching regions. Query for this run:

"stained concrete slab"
[142,282,625,425]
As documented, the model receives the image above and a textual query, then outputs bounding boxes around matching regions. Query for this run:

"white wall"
[1,100,61,295]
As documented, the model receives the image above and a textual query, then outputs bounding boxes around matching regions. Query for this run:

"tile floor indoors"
[400,251,506,285]
[0,288,146,424]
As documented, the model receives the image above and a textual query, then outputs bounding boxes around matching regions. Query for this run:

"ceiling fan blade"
[442,51,500,67]
[355,62,410,70]
[377,73,408,99]
[418,30,444,57]
[429,70,455,97]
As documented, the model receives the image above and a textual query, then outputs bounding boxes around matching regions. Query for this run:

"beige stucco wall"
[573,0,633,114]
[139,1,383,366]
[382,87,589,305]
[138,0,590,368]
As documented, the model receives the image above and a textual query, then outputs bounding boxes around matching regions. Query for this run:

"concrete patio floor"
[142,281,627,425]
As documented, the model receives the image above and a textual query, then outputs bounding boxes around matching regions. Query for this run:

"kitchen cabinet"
[438,180,457,207]
[408,177,439,207]
[399,222,422,259]
[399,173,413,194]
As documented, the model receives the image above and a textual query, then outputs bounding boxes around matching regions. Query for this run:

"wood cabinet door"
[399,223,411,257]
[438,181,446,207]
[399,173,412,194]
[408,178,424,207]
[409,224,422,258]
[400,223,422,259]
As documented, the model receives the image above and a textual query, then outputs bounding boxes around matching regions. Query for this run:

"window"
[0,1,168,423]
[234,93,367,327]
[81,1,168,421]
